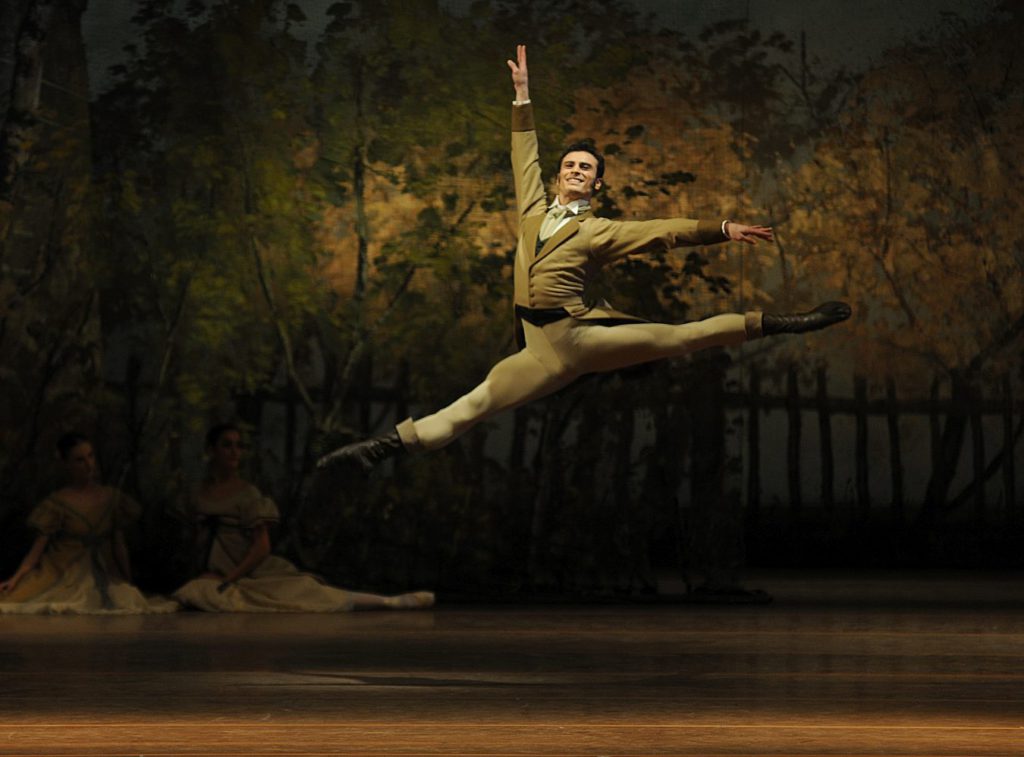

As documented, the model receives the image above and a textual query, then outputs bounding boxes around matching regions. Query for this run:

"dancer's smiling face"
[556,150,603,203]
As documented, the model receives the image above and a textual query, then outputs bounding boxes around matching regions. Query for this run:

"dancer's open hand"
[725,223,773,245]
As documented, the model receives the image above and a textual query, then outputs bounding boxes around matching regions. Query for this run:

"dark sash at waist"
[515,304,571,327]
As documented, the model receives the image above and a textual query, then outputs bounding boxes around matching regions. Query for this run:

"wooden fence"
[725,367,1021,522]
[235,360,1022,530]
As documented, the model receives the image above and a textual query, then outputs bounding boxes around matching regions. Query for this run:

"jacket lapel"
[532,208,590,267]
[523,214,544,263]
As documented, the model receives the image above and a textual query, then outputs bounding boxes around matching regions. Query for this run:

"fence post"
[854,375,870,516]
[394,359,409,427]
[886,377,904,522]
[816,367,834,514]
[285,394,296,473]
[786,365,802,514]
[356,350,374,433]
[929,378,942,489]
[1003,375,1017,522]
[746,366,761,519]
[970,383,986,523]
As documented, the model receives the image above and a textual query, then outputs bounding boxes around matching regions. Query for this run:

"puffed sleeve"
[26,497,64,535]
[238,485,279,528]
[111,489,142,527]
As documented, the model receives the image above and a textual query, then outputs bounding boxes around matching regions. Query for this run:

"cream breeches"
[399,314,751,452]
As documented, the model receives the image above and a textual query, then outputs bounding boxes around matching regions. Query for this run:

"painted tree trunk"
[0,0,55,208]
[921,373,970,518]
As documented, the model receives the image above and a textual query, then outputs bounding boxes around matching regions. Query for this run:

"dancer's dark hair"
[558,140,605,179]
[56,432,91,460]
[205,423,241,449]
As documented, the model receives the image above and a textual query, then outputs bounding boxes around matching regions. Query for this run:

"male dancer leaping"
[318,44,850,471]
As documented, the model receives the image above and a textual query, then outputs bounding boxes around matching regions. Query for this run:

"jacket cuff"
[744,311,763,339]
[696,219,730,244]
[511,103,535,132]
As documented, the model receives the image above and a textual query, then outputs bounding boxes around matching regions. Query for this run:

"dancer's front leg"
[573,315,749,374]
[317,347,572,471]
[573,302,851,375]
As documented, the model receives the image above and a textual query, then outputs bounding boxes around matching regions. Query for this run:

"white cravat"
[539,206,569,241]
[539,199,589,241]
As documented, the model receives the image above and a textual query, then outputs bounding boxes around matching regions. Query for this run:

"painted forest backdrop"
[1,0,1022,596]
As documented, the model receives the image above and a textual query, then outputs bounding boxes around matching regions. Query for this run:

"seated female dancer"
[0,432,178,614]
[172,423,434,612]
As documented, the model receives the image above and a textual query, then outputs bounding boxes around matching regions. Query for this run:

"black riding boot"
[316,430,406,473]
[762,301,851,335]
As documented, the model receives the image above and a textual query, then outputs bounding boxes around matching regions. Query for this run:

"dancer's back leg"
[316,323,575,469]
[413,344,574,451]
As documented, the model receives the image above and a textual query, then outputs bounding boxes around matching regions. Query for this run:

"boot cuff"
[395,418,422,453]
[744,311,763,340]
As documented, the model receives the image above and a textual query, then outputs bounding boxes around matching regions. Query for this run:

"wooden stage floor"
[2,571,1024,755]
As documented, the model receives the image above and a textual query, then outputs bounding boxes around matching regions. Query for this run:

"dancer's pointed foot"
[763,301,851,336]
[316,430,405,473]
[388,591,435,609]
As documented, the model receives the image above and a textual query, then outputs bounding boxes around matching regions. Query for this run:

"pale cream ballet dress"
[173,484,432,612]
[0,489,178,615]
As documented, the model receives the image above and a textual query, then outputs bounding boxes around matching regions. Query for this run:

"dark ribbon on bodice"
[194,518,218,575]
[63,529,115,610]
[196,516,250,570]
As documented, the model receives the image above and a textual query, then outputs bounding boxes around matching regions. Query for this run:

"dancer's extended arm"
[587,217,773,266]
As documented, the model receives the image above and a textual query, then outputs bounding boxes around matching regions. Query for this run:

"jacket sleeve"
[510,104,548,226]
[585,217,728,266]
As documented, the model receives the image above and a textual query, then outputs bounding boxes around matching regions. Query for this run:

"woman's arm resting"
[0,534,49,593]
[217,523,271,591]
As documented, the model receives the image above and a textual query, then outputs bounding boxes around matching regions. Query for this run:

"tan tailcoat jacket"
[511,103,729,348]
